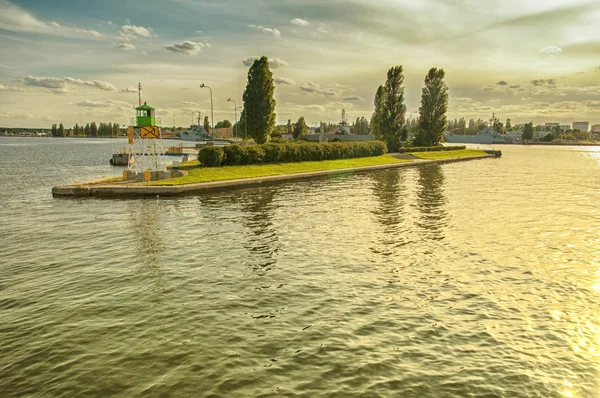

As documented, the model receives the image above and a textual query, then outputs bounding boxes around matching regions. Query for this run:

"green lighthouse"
[135,102,156,127]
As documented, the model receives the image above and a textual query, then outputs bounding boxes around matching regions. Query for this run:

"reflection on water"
[239,187,280,274]
[369,170,408,257]
[415,165,447,241]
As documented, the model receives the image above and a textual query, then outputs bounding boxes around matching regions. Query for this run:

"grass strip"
[152,155,410,186]
[408,149,487,160]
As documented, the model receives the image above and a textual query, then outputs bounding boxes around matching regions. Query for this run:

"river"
[1,137,599,397]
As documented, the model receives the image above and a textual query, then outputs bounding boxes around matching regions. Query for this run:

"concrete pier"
[52,154,497,198]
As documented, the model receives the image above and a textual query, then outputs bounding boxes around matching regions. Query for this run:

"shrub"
[223,145,247,165]
[400,145,465,153]
[198,145,224,166]
[198,140,387,167]
[245,145,265,164]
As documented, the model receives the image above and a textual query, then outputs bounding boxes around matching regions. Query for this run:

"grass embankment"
[408,149,487,160]
[152,155,410,186]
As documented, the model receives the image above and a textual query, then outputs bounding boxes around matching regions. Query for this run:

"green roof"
[136,101,154,110]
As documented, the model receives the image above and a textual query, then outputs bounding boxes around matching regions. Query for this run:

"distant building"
[559,125,570,132]
[591,124,600,133]
[572,121,589,132]
[212,127,233,139]
[545,122,559,128]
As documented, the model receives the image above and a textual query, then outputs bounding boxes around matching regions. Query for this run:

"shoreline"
[52,153,497,199]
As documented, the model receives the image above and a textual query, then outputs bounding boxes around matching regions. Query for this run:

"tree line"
[51,122,121,137]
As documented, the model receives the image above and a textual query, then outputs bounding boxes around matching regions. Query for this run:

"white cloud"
[0,111,33,119]
[242,56,288,69]
[23,76,117,93]
[0,83,25,92]
[164,41,205,55]
[539,45,562,54]
[118,24,154,41]
[249,24,281,38]
[0,0,101,38]
[317,23,330,34]
[274,76,295,85]
[290,18,309,27]
[116,43,136,51]
[121,87,137,93]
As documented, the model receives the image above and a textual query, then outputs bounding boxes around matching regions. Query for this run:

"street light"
[227,98,237,140]
[199,83,214,142]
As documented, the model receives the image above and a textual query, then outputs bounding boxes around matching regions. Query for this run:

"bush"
[223,145,247,165]
[400,145,465,153]
[197,140,387,167]
[198,145,224,166]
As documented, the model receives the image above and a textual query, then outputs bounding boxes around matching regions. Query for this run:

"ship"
[180,124,211,141]
[444,117,507,144]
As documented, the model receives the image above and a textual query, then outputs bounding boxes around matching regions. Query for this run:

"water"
[1,137,599,397]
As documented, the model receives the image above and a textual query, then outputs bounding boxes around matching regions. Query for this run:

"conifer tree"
[241,56,276,144]
[380,66,407,151]
[293,116,308,139]
[203,116,211,136]
[416,67,448,146]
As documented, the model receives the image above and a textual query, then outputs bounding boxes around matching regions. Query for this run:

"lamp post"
[199,84,214,142]
[227,98,237,140]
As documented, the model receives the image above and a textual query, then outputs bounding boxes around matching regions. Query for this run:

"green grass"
[152,155,410,186]
[408,149,487,160]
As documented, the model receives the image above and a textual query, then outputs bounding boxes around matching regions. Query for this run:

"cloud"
[249,25,281,38]
[0,0,101,38]
[539,45,562,54]
[343,96,365,101]
[121,87,137,93]
[509,84,522,89]
[299,82,340,97]
[531,79,557,87]
[73,99,132,111]
[290,18,309,27]
[116,43,136,51]
[274,76,295,85]
[0,83,25,92]
[242,56,288,69]
[120,24,153,39]
[317,24,330,34]
[23,76,117,92]
[0,111,33,119]
[164,41,205,55]
[496,80,508,86]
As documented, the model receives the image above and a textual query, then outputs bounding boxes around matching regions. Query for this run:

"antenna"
[138,82,142,106]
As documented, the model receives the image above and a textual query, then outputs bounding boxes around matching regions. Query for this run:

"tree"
[215,119,232,129]
[505,118,512,131]
[51,124,57,137]
[415,67,448,146]
[203,116,211,135]
[74,123,79,137]
[370,85,386,140]
[241,55,276,144]
[84,123,90,136]
[522,122,534,141]
[380,66,407,151]
[58,123,64,137]
[293,116,308,139]
[90,122,97,137]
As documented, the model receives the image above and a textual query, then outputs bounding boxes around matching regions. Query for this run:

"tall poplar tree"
[241,56,276,144]
[381,66,407,151]
[371,85,386,140]
[416,67,448,146]
[58,123,64,137]
[293,116,308,139]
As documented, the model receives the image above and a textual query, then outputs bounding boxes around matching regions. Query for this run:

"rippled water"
[1,137,600,397]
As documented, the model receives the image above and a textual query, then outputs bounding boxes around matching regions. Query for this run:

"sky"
[0,0,599,128]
